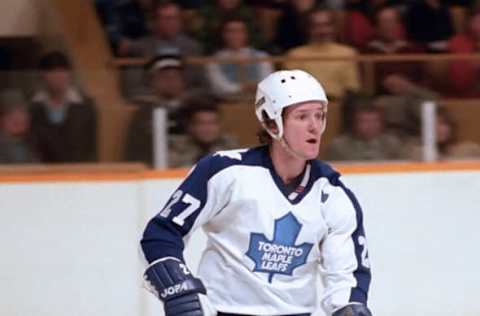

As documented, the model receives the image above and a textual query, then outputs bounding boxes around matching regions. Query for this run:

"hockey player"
[140,70,372,316]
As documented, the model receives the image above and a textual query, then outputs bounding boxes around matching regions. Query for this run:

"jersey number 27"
[159,190,200,226]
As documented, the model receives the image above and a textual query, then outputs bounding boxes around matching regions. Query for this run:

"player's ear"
[261,111,279,135]
[266,120,278,134]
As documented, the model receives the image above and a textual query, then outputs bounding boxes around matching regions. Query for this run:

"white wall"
[0,0,40,36]
[1,170,479,316]
[0,182,143,316]
[345,172,480,316]
[0,0,63,37]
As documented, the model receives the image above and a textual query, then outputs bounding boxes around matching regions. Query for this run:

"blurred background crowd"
[1,0,480,168]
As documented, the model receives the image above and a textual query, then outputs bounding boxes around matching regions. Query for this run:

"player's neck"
[270,144,307,184]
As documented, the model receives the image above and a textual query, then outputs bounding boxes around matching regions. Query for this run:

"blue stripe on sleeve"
[338,182,372,304]
[140,152,242,263]
[141,217,186,263]
[141,155,215,263]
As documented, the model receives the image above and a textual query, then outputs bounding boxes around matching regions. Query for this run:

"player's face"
[282,101,326,160]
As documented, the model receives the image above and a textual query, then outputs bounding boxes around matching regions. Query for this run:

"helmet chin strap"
[264,124,305,161]
[278,136,310,161]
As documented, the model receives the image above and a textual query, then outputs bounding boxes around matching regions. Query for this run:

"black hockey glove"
[144,257,207,316]
[332,304,372,316]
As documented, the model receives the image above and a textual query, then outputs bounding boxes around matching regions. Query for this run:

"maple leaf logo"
[245,212,313,283]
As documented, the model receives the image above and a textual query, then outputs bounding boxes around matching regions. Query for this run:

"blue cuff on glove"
[143,257,206,302]
[332,304,372,316]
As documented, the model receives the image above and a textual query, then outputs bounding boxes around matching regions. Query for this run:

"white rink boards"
[1,168,479,316]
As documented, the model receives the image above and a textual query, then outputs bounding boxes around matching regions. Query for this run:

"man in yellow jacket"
[285,8,360,100]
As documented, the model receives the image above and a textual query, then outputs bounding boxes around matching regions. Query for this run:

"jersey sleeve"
[319,180,371,315]
[140,154,234,264]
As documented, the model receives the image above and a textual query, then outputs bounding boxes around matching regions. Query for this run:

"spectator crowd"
[2,0,480,167]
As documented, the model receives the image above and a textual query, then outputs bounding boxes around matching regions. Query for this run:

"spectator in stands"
[30,51,97,163]
[447,10,480,97]
[131,54,198,132]
[122,2,207,98]
[0,90,40,164]
[285,7,360,100]
[405,0,454,52]
[196,0,261,53]
[207,16,274,99]
[125,54,206,165]
[273,0,318,53]
[128,1,201,57]
[404,106,480,160]
[374,78,438,139]
[364,6,425,94]
[325,101,403,161]
[95,0,152,56]
[341,0,406,49]
[343,7,375,49]
[168,102,239,168]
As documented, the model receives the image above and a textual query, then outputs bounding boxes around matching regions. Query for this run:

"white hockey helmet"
[255,69,328,139]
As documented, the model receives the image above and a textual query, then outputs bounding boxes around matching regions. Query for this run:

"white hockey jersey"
[141,146,371,316]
